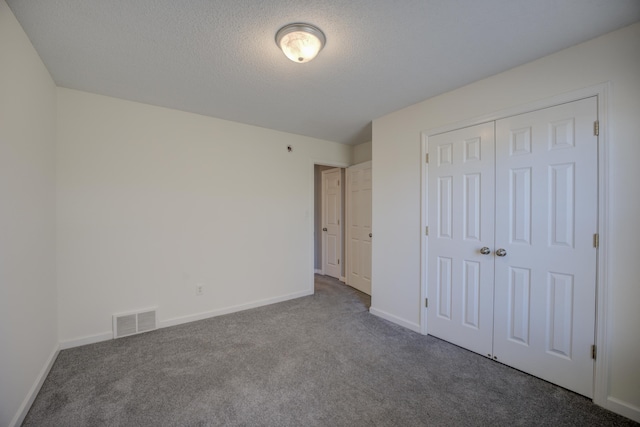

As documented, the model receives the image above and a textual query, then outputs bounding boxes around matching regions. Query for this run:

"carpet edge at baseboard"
[369,306,421,333]
[159,289,314,330]
[10,344,59,427]
[57,289,316,351]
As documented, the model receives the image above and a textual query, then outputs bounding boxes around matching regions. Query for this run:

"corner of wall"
[9,346,60,427]
[351,141,373,165]
[0,1,60,425]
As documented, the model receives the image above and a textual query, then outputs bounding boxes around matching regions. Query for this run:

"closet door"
[427,122,495,356]
[492,97,598,398]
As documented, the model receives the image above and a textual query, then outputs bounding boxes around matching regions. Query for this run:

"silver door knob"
[322,227,327,231]
[496,248,507,257]
[480,247,491,255]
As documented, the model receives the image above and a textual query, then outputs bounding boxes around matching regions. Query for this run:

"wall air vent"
[113,308,157,339]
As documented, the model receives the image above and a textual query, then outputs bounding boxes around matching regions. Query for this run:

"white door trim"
[321,168,343,279]
[309,160,349,292]
[420,83,611,409]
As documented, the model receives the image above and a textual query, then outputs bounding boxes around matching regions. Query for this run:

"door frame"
[420,83,610,408]
[321,167,343,280]
[309,160,349,292]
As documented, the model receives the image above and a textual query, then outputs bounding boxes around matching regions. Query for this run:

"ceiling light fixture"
[275,23,326,63]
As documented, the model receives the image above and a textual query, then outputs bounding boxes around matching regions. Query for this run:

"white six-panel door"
[346,161,372,295]
[322,168,342,279]
[492,97,598,397]
[427,97,598,397]
[427,122,496,357]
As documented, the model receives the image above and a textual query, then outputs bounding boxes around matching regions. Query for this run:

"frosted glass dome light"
[276,23,326,63]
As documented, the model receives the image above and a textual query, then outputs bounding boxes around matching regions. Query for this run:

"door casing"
[309,161,349,292]
[321,167,343,280]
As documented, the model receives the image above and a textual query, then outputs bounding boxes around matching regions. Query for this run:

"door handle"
[496,248,507,257]
[369,233,372,238]
[322,228,328,231]
[480,247,491,255]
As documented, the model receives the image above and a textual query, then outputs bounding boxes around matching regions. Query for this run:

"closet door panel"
[492,97,598,398]
[427,122,495,356]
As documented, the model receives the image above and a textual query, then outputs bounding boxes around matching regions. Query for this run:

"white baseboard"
[340,276,346,283]
[59,290,315,350]
[10,344,60,427]
[605,397,640,423]
[160,289,314,329]
[369,307,421,333]
[314,269,322,275]
[59,331,112,350]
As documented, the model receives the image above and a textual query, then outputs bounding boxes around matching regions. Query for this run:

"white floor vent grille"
[113,308,157,339]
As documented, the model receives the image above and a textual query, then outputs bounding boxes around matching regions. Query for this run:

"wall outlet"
[195,284,204,296]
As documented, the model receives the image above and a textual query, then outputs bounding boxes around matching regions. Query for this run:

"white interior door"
[426,97,598,398]
[346,161,372,295]
[492,97,598,398]
[322,168,342,279]
[427,122,496,356]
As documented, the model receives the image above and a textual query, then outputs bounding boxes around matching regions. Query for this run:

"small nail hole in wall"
[287,145,293,152]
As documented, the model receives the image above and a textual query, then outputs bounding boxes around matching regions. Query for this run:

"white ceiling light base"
[276,23,326,63]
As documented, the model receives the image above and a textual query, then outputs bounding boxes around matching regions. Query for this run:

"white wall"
[372,22,640,419]
[352,141,372,164]
[56,88,351,344]
[0,1,58,426]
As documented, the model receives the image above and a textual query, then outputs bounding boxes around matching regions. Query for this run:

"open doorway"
[314,164,345,281]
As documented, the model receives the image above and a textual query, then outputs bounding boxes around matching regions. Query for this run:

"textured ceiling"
[7,0,640,145]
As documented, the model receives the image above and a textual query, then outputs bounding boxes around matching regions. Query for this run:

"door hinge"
[337,180,340,186]
[338,259,340,265]
[591,344,597,360]
[425,226,429,236]
[425,298,428,308]
[425,153,429,163]
[594,121,599,136]
[593,233,599,248]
